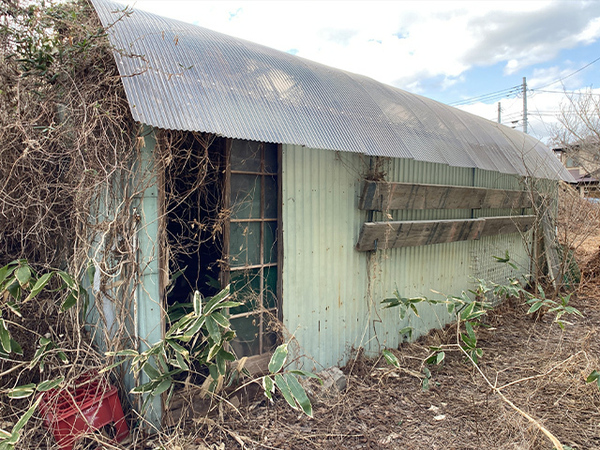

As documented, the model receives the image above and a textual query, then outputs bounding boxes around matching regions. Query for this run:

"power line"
[448,55,600,112]
[448,85,521,106]
[532,55,600,90]
[530,89,600,96]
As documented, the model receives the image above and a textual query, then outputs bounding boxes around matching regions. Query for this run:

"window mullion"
[258,143,265,355]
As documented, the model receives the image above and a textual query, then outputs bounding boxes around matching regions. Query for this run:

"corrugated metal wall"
[282,147,532,371]
[281,145,368,369]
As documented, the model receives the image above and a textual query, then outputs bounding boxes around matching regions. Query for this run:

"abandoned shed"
[89,0,574,423]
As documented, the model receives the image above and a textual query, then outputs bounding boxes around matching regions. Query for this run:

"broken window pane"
[263,143,278,173]
[264,175,278,218]
[264,266,277,309]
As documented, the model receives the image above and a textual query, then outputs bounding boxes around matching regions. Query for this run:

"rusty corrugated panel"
[91,0,573,182]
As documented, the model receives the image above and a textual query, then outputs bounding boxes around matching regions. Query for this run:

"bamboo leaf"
[0,320,11,354]
[166,340,189,358]
[288,370,322,382]
[586,370,600,383]
[142,363,161,381]
[285,373,313,417]
[183,317,205,338]
[6,281,20,301]
[7,384,36,399]
[210,311,230,328]
[205,315,220,344]
[527,301,544,314]
[61,291,78,311]
[274,374,296,409]
[207,343,221,361]
[132,382,156,394]
[174,351,189,371]
[24,272,53,302]
[263,375,274,399]
[193,290,202,315]
[0,265,17,288]
[268,343,288,374]
[108,349,139,357]
[14,266,31,288]
[217,348,236,362]
[11,395,43,436]
[382,349,400,368]
[36,377,64,392]
[9,339,22,356]
[435,351,445,365]
[152,378,171,396]
[203,285,231,315]
[56,271,76,289]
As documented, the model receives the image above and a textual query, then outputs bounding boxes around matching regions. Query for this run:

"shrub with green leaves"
[104,287,240,410]
[0,260,84,449]
[104,287,319,417]
[261,343,321,417]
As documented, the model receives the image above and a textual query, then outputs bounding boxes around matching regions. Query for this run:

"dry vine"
[0,1,224,446]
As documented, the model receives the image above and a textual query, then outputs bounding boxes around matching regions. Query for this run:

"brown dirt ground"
[169,236,600,450]
[181,295,599,450]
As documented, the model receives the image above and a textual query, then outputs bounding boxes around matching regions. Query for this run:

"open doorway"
[164,134,281,360]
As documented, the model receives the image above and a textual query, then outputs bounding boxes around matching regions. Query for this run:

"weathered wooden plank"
[356,215,536,251]
[356,218,486,251]
[359,181,532,211]
[479,215,535,238]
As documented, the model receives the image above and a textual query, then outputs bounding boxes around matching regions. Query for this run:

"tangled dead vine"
[0,1,230,445]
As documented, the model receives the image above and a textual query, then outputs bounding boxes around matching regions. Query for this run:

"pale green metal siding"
[282,146,531,371]
[281,146,368,370]
[135,129,163,427]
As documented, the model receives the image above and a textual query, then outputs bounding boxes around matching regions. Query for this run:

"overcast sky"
[113,0,600,145]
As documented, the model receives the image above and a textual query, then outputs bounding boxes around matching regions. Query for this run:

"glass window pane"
[264,143,278,173]
[229,222,260,267]
[230,315,261,357]
[230,174,260,219]
[264,266,278,309]
[264,175,278,219]
[264,221,277,264]
[229,268,261,315]
[231,140,261,172]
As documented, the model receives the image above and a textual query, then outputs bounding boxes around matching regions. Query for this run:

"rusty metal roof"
[91,0,573,181]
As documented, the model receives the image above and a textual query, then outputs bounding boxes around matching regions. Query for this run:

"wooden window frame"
[222,139,282,358]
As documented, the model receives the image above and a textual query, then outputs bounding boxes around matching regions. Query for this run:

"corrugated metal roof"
[91,0,573,181]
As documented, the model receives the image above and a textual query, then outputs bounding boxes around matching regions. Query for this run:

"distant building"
[554,146,600,198]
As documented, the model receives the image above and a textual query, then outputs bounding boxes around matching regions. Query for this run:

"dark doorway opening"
[164,133,225,317]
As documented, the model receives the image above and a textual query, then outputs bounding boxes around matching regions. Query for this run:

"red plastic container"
[39,374,129,450]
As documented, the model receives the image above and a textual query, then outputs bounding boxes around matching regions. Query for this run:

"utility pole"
[497,102,501,124]
[522,77,528,134]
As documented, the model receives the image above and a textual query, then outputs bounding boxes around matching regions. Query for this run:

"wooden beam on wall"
[356,215,535,251]
[359,181,532,211]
